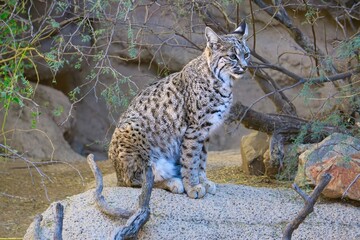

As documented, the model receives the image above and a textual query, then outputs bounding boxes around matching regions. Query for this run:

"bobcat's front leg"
[180,127,207,199]
[199,139,216,194]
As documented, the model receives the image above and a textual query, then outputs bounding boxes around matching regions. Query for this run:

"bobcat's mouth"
[233,69,245,75]
[232,66,247,75]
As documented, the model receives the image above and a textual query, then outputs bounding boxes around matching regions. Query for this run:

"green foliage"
[127,24,137,58]
[44,50,65,75]
[0,0,141,136]
[52,106,64,117]
[0,2,34,139]
[31,111,40,129]
[299,81,314,105]
[337,35,360,61]
[68,87,81,102]
[303,6,319,25]
[101,79,137,112]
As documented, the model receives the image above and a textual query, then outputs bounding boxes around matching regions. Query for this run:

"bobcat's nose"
[242,65,247,71]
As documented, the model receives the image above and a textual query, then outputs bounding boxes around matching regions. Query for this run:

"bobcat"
[109,22,250,199]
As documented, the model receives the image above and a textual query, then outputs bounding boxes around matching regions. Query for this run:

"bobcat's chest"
[206,88,233,133]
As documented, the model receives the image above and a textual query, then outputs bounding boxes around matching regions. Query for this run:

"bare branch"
[174,32,202,51]
[252,0,322,57]
[252,0,342,76]
[249,64,360,87]
[227,101,309,134]
[283,173,332,240]
[233,100,349,137]
[87,154,134,218]
[111,163,154,240]
[249,67,298,115]
[292,184,310,202]
[33,214,43,240]
[87,153,154,239]
[249,0,257,51]
[342,173,360,199]
[54,203,64,240]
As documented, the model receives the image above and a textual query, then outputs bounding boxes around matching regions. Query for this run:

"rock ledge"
[24,185,360,240]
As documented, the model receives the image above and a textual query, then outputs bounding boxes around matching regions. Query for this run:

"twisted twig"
[87,154,154,239]
[283,173,332,240]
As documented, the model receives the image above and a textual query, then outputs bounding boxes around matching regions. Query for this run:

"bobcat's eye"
[244,52,250,59]
[229,54,237,60]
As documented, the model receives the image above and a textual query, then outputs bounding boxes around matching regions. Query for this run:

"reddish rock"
[308,153,360,201]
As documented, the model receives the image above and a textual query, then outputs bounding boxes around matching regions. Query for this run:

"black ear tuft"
[233,21,248,38]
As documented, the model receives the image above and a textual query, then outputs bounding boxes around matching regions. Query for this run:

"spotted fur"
[109,22,250,199]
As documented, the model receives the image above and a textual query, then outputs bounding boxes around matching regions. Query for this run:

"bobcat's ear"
[205,27,221,50]
[233,21,248,39]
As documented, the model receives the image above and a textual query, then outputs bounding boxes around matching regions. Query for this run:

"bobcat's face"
[205,21,250,81]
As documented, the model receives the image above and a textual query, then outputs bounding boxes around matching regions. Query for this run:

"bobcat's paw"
[167,178,185,194]
[157,178,184,194]
[203,180,216,195]
[185,184,206,199]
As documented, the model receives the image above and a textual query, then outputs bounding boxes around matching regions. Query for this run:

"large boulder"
[240,131,269,175]
[24,185,360,239]
[308,153,360,201]
[295,133,360,186]
[0,84,83,161]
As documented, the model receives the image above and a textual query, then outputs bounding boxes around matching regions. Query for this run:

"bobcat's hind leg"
[152,157,184,194]
[109,124,150,187]
[155,178,184,194]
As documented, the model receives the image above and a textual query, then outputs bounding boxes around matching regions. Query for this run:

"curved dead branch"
[227,101,347,166]
[283,173,332,240]
[87,154,134,218]
[111,163,154,240]
[87,154,154,240]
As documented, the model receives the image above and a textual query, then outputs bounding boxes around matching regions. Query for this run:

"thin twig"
[302,0,320,76]
[0,192,29,200]
[249,0,256,52]
[342,173,360,199]
[283,173,332,240]
[0,143,51,181]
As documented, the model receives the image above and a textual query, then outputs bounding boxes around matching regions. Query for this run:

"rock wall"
[3,0,357,160]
